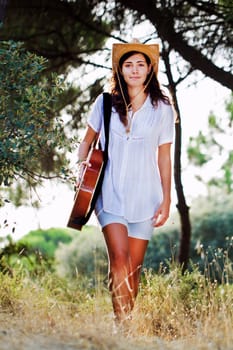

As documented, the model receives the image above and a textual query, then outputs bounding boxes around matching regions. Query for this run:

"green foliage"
[218,0,233,22]
[144,227,180,273]
[144,195,233,281]
[0,1,114,129]
[2,196,232,284]
[187,93,233,193]
[0,41,68,190]
[20,227,74,259]
[0,227,74,275]
[13,197,230,284]
[187,131,212,166]
[189,196,233,282]
[1,1,112,73]
[226,93,233,125]
[0,234,53,275]
[55,225,108,281]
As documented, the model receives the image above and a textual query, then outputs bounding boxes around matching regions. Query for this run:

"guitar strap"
[80,92,112,225]
[103,92,112,163]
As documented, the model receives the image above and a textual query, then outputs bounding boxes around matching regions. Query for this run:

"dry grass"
[0,264,232,350]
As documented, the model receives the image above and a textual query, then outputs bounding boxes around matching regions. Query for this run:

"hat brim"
[112,42,159,75]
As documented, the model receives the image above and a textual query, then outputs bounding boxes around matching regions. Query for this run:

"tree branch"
[115,0,233,90]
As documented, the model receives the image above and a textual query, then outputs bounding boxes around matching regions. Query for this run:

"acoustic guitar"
[67,144,104,231]
[67,93,111,230]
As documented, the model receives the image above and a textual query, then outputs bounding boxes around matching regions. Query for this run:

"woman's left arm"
[152,143,172,227]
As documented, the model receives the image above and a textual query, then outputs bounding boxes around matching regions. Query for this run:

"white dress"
[88,94,174,223]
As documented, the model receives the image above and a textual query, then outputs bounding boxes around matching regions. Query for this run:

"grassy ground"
[0,265,232,350]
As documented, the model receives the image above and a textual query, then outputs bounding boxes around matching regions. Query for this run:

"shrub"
[20,227,74,258]
[144,195,233,282]
[55,225,108,282]
[0,228,74,276]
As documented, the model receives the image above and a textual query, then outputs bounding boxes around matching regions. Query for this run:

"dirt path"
[1,312,230,350]
[0,312,171,350]
[0,326,170,350]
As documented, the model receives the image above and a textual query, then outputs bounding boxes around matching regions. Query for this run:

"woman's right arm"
[76,126,98,185]
[78,126,98,162]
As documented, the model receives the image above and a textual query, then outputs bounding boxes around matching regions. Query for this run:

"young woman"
[77,40,175,322]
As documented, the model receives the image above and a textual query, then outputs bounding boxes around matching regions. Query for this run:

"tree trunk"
[174,116,191,272]
[162,46,192,272]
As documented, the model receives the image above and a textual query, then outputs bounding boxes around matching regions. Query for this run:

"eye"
[123,63,131,68]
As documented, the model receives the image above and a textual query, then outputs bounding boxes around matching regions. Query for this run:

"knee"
[109,251,129,271]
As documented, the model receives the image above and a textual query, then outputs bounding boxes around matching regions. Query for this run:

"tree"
[112,0,233,90]
[1,0,232,268]
[2,1,232,121]
[0,0,116,129]
[0,1,115,207]
[0,41,66,202]
[187,93,233,194]
[161,45,192,270]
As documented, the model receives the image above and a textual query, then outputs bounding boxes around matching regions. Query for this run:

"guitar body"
[67,148,104,231]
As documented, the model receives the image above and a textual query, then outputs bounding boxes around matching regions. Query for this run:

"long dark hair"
[111,51,170,126]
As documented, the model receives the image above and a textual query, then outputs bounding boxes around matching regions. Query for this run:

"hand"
[152,201,170,227]
[76,160,91,187]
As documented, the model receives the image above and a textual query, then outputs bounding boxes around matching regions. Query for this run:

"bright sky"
[0,23,231,241]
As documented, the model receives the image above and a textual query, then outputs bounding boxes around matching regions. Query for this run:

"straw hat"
[112,39,159,75]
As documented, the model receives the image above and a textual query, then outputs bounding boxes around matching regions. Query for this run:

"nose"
[132,65,138,73]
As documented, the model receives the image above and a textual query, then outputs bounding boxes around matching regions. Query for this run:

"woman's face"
[121,53,151,88]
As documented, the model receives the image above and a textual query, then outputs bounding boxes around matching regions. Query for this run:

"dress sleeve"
[158,103,175,146]
[87,94,104,132]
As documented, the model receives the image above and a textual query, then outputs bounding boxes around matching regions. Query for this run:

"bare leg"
[128,236,148,299]
[103,223,148,321]
[103,223,133,320]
